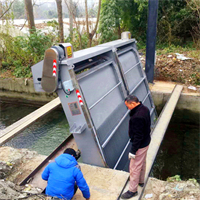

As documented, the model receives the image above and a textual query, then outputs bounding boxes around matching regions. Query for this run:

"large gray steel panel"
[116,143,131,171]
[131,81,148,100]
[78,63,119,108]
[96,102,127,145]
[64,40,156,170]
[31,38,157,172]
[78,62,124,130]
[118,51,142,92]
[103,115,129,168]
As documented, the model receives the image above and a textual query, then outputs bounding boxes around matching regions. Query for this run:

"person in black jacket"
[121,95,151,199]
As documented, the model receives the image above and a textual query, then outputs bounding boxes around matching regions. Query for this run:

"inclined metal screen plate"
[116,46,156,124]
[96,102,127,145]
[118,50,142,92]
[78,62,124,129]
[32,40,157,170]
[78,59,129,168]
[75,41,157,169]
[103,114,129,167]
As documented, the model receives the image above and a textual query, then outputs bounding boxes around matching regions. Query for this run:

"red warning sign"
[53,59,57,77]
[76,90,83,106]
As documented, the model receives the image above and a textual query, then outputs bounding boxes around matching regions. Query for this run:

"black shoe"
[139,183,144,187]
[121,190,138,199]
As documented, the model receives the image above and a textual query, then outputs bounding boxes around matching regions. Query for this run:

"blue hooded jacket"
[42,154,90,200]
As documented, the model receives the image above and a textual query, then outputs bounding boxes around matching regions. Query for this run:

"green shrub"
[0,30,58,78]
[65,28,89,51]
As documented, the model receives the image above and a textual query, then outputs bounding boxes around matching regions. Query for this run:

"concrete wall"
[152,91,200,114]
[0,78,57,106]
[0,78,200,117]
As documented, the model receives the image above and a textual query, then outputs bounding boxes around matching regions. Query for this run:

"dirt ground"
[139,51,200,87]
[0,147,200,200]
[154,53,200,86]
[0,147,46,199]
[143,177,200,200]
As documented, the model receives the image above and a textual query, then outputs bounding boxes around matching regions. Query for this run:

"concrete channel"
[0,78,199,200]
[0,78,199,113]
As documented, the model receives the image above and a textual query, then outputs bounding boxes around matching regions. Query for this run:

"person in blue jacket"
[42,148,90,200]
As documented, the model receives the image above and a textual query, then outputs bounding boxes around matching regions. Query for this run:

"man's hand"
[128,152,136,159]
[86,198,90,200]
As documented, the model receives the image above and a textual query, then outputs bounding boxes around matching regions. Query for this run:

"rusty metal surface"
[20,134,77,190]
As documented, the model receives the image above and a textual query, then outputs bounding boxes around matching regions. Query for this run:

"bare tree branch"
[85,0,89,37]
[20,19,27,30]
[24,0,36,34]
[64,0,82,48]
[0,0,16,19]
[88,0,101,47]
[20,0,37,30]
[56,0,64,43]
[186,0,200,18]
[65,0,101,48]
[92,0,101,37]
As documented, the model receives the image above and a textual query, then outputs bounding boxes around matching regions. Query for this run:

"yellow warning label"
[128,33,131,39]
[67,46,73,58]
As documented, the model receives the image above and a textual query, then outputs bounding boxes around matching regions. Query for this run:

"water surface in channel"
[0,102,70,156]
[0,102,199,181]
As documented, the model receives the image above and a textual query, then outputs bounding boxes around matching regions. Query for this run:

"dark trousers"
[74,183,78,195]
[45,183,78,200]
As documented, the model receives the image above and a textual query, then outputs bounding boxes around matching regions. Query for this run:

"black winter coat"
[129,102,151,154]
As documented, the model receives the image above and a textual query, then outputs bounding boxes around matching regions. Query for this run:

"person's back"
[129,103,151,152]
[42,149,90,200]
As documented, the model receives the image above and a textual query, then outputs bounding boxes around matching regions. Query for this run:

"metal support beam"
[145,0,159,83]
[119,85,183,200]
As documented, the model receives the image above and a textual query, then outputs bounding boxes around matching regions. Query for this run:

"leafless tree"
[24,0,35,34]
[85,0,101,47]
[69,0,73,37]
[65,0,83,48]
[0,0,16,19]
[65,0,101,48]
[56,0,64,43]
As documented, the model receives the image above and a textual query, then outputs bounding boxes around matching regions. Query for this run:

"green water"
[152,109,200,181]
[0,102,199,181]
[0,102,70,156]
